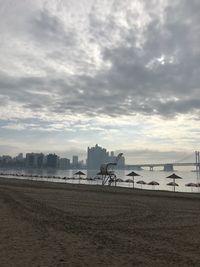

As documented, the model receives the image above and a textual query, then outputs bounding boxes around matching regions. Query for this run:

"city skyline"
[0,0,200,163]
[0,144,197,166]
[0,144,125,170]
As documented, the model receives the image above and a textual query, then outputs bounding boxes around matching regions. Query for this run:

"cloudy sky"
[0,0,200,163]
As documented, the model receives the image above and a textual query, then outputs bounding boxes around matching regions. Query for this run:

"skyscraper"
[46,153,58,168]
[25,153,44,168]
[115,155,125,169]
[72,155,78,168]
[87,144,109,170]
[59,158,70,169]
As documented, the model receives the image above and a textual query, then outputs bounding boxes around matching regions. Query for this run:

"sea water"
[0,167,200,193]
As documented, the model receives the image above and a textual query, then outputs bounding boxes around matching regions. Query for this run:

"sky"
[0,0,200,164]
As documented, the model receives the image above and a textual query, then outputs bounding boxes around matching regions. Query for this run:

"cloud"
[29,8,77,47]
[0,0,200,158]
[1,0,200,120]
[116,148,194,164]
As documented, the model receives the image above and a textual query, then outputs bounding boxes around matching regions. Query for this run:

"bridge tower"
[195,151,200,172]
[149,166,154,171]
[163,164,174,172]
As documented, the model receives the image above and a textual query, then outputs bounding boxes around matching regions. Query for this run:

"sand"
[0,177,200,267]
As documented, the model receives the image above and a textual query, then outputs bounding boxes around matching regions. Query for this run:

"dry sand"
[0,177,200,267]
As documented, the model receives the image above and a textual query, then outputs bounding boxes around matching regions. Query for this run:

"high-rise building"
[26,153,44,168]
[87,144,109,170]
[72,155,78,168]
[46,153,59,168]
[26,153,34,168]
[16,153,23,161]
[1,155,12,164]
[110,151,115,163]
[115,155,125,169]
[59,158,70,169]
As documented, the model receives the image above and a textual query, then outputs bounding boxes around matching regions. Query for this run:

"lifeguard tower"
[98,153,123,186]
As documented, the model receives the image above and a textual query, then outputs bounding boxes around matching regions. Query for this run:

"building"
[115,155,125,169]
[1,155,12,164]
[59,158,70,169]
[72,155,79,168]
[26,153,34,168]
[46,153,59,168]
[87,144,109,170]
[25,153,44,168]
[87,145,125,170]
[0,155,12,167]
[109,151,115,163]
[16,153,23,161]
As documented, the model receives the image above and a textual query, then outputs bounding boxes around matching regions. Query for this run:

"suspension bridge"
[126,151,200,171]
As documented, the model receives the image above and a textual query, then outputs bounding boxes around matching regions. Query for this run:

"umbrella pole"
[133,176,134,189]
[173,178,175,192]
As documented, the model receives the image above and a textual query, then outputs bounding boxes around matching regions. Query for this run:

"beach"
[0,177,200,267]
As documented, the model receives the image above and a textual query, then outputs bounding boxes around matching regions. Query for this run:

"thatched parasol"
[126,171,140,188]
[125,178,134,183]
[167,181,179,191]
[185,182,198,192]
[74,171,86,184]
[166,173,182,192]
[148,181,160,190]
[136,180,146,188]
[116,178,124,183]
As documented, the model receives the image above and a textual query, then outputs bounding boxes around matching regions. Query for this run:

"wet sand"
[0,177,200,267]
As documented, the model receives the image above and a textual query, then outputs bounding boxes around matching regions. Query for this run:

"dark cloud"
[0,0,200,119]
[85,0,200,117]
[49,0,200,118]
[0,73,53,110]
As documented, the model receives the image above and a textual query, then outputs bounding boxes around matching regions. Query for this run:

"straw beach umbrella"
[74,171,86,184]
[167,181,179,186]
[167,181,179,191]
[166,173,182,192]
[125,179,134,187]
[116,178,124,183]
[125,179,133,183]
[196,183,200,192]
[136,180,146,189]
[185,182,197,192]
[148,181,160,190]
[126,171,140,188]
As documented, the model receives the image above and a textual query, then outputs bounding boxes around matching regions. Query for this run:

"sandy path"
[0,178,200,267]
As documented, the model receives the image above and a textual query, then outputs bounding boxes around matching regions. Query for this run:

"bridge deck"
[126,163,199,168]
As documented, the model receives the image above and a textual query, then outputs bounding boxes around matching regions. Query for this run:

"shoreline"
[0,174,200,196]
